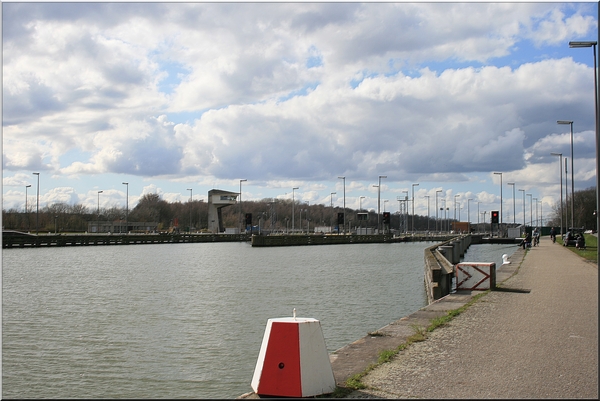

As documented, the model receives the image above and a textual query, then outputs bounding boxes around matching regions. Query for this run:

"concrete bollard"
[439,245,458,264]
[251,310,336,397]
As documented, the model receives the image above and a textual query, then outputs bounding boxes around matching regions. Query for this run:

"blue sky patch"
[157,60,191,95]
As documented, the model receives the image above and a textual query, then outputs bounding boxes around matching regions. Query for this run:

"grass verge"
[557,234,597,263]
[337,291,489,395]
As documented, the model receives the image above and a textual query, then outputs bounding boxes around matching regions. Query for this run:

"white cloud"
[2,2,598,212]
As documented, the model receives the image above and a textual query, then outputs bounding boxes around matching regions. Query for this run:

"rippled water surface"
[2,241,514,398]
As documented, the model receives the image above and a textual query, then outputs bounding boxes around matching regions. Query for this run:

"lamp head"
[569,41,597,48]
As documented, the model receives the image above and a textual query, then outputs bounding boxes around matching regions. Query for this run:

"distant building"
[207,189,239,233]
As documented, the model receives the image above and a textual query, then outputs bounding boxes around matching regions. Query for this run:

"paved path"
[348,236,598,399]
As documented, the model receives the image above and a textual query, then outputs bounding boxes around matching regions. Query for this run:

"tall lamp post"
[533,197,538,227]
[454,194,459,233]
[338,176,346,234]
[97,190,103,233]
[402,190,408,233]
[187,188,193,233]
[292,187,299,233]
[25,184,31,229]
[550,153,564,236]
[239,179,247,232]
[330,192,336,232]
[467,198,472,228]
[122,182,129,234]
[435,189,442,232]
[565,157,569,232]
[507,182,516,225]
[377,175,387,234]
[569,40,598,264]
[424,195,430,232]
[557,120,574,230]
[411,183,419,233]
[518,189,526,228]
[359,195,365,234]
[527,193,533,228]
[32,172,39,234]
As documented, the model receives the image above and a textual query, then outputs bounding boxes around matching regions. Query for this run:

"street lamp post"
[424,195,430,232]
[454,194,460,222]
[122,182,129,234]
[477,201,481,232]
[557,120,575,230]
[518,189,525,228]
[569,40,598,263]
[482,211,487,232]
[439,199,444,233]
[507,182,515,226]
[411,183,419,233]
[239,179,247,233]
[402,190,408,233]
[377,175,387,234]
[383,200,389,233]
[97,190,103,233]
[338,176,346,234]
[467,198,472,228]
[527,194,533,228]
[292,187,299,233]
[493,172,503,236]
[565,157,569,232]
[32,172,39,235]
[330,192,336,232]
[25,184,31,230]
[187,188,193,233]
[359,196,365,234]
[550,153,564,236]
[435,189,442,232]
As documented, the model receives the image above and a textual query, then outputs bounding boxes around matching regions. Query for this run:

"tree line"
[2,187,597,233]
[545,187,597,231]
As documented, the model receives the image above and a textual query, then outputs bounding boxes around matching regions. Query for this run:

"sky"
[2,1,599,226]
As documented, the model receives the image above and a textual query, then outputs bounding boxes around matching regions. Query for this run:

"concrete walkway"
[347,236,598,399]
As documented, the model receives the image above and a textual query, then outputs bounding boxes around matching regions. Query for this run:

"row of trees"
[546,187,597,231]
[3,188,597,233]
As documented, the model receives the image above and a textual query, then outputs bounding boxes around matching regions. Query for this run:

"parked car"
[563,228,584,246]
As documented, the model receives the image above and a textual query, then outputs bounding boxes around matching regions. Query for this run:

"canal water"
[2,241,516,398]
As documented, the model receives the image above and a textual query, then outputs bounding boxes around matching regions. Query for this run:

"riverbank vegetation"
[3,187,597,234]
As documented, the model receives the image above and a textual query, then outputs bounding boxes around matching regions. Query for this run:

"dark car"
[563,228,584,246]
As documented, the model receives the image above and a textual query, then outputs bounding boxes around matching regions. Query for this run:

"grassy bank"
[556,234,597,263]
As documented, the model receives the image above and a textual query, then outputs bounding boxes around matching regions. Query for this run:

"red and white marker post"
[251,309,336,397]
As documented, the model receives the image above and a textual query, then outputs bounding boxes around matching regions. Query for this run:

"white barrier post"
[251,310,336,397]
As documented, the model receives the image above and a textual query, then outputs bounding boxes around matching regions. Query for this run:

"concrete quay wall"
[424,234,472,304]
[2,232,250,248]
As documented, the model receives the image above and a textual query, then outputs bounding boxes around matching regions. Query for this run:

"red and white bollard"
[251,309,336,397]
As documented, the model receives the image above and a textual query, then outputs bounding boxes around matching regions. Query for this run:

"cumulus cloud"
[2,2,598,212]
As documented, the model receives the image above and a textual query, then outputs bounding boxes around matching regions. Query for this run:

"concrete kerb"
[238,245,527,399]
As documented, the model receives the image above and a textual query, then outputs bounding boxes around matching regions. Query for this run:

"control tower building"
[208,189,239,233]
